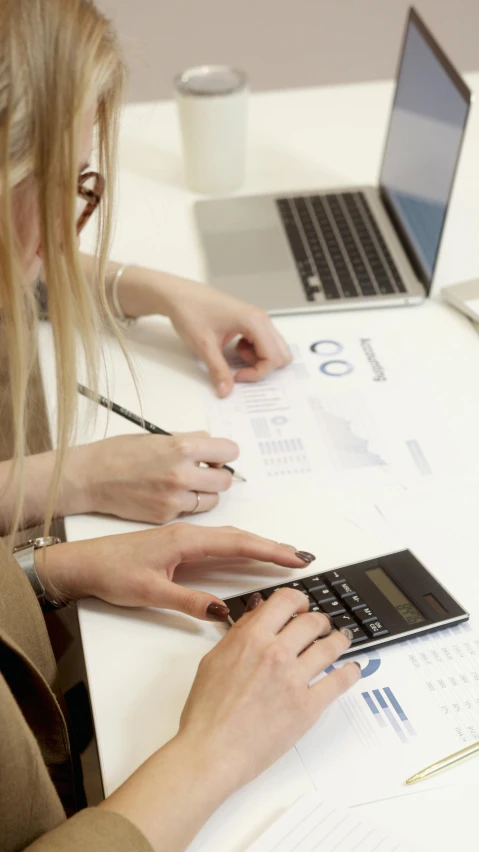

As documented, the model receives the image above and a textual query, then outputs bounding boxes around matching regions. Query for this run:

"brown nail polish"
[325,614,335,631]
[245,592,262,613]
[295,551,316,564]
[340,627,354,642]
[206,603,230,622]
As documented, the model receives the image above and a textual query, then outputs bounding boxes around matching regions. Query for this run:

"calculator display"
[366,566,426,625]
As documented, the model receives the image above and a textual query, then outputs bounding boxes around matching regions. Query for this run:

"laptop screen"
[379,9,471,288]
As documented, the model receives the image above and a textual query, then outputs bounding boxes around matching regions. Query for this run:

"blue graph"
[362,687,416,744]
[309,397,386,469]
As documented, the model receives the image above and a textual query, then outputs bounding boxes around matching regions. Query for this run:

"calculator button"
[290,581,309,595]
[346,594,367,611]
[355,607,376,625]
[302,575,327,593]
[309,601,322,613]
[227,597,247,622]
[366,620,389,638]
[322,570,347,586]
[320,599,346,616]
[336,582,357,599]
[349,625,368,644]
[312,587,336,604]
[332,614,356,631]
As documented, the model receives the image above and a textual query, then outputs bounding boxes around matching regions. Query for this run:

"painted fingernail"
[295,551,316,564]
[245,592,262,612]
[340,627,354,642]
[206,603,230,621]
[325,614,335,630]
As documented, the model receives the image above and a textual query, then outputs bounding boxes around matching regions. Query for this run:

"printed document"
[246,792,424,852]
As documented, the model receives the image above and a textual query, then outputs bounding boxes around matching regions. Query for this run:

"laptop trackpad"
[204,228,294,277]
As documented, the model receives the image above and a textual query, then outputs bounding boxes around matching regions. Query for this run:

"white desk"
[39,76,479,850]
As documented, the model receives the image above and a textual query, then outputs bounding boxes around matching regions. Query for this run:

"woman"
[0,1,360,850]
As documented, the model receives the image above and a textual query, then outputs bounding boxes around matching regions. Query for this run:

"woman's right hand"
[100,589,360,852]
[67,431,239,524]
[101,589,359,852]
[178,588,360,793]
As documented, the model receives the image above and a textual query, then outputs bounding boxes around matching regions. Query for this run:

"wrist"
[101,733,230,852]
[115,266,179,319]
[34,542,77,604]
[60,444,99,516]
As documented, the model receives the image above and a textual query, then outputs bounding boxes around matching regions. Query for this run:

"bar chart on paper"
[294,622,479,804]
[362,687,416,744]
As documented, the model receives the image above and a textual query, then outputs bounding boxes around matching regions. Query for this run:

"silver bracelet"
[110,265,136,327]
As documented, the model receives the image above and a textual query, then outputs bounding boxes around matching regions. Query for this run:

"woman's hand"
[36,524,315,618]
[66,431,239,524]
[100,589,360,852]
[165,280,292,397]
[179,588,360,791]
[99,260,293,398]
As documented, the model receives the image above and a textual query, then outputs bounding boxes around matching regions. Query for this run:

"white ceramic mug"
[174,65,248,195]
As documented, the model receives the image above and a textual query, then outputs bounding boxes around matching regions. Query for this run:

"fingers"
[201,336,235,398]
[276,610,333,655]
[180,437,239,466]
[235,587,309,634]
[298,627,354,683]
[174,525,316,571]
[181,491,219,516]
[234,319,292,383]
[310,662,361,714]
[188,466,233,494]
[147,578,231,622]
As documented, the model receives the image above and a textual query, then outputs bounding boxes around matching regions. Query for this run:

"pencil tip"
[233,473,247,482]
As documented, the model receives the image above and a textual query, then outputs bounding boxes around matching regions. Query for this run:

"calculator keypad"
[227,572,391,645]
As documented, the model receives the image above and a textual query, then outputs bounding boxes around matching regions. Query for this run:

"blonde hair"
[0,0,125,535]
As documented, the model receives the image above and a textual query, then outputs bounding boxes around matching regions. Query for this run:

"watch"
[12,536,64,607]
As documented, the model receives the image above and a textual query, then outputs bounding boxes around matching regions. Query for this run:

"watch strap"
[13,536,63,606]
[13,545,45,599]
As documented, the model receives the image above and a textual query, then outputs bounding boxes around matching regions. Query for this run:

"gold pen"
[406,740,479,785]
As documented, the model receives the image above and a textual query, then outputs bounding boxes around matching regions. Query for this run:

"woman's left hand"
[107,261,293,398]
[166,279,292,397]
[36,524,313,619]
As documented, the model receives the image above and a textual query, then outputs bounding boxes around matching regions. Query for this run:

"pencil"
[77,383,246,482]
[405,740,479,785]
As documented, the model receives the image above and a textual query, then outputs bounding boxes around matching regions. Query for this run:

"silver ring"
[191,491,201,515]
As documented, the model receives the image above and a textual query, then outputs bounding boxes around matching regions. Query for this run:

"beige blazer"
[0,539,153,851]
[0,344,152,849]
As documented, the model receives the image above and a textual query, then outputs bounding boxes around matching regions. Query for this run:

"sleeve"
[27,809,154,852]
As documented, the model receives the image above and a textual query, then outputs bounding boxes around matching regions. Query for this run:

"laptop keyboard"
[276,192,407,302]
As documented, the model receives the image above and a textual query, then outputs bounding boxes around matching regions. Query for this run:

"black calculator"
[224,551,469,654]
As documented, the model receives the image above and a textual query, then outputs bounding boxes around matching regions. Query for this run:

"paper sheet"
[246,792,424,852]
[295,619,479,806]
[204,323,479,504]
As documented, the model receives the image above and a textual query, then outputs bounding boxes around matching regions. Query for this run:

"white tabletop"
[39,76,479,851]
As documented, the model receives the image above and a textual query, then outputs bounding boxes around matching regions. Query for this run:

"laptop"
[195,8,472,315]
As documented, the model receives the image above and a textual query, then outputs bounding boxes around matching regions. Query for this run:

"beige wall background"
[96,0,479,103]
